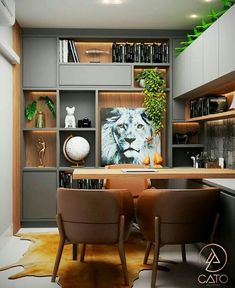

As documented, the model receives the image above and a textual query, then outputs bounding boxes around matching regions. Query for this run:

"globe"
[63,135,90,166]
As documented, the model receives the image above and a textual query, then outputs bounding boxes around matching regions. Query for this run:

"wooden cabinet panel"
[219,5,235,77]
[23,37,57,88]
[22,171,57,219]
[59,64,132,86]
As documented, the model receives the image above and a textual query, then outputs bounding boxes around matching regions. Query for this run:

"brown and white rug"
[0,231,151,288]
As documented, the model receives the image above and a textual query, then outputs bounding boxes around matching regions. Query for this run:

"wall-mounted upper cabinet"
[173,5,235,99]
[22,37,57,88]
[219,5,235,77]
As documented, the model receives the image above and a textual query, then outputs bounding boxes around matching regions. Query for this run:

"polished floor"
[0,228,226,288]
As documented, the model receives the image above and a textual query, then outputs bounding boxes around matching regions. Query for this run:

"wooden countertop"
[73,168,235,180]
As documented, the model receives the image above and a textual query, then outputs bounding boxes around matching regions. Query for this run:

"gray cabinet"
[22,171,57,220]
[173,47,190,97]
[23,37,57,88]
[219,5,235,77]
[203,21,219,84]
[190,36,203,90]
[59,64,132,86]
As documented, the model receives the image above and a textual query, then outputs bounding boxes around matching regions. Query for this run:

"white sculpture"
[65,106,76,128]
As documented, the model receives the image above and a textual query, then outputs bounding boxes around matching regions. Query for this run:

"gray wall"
[0,27,13,238]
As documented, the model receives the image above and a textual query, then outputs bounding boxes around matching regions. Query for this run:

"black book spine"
[112,42,117,62]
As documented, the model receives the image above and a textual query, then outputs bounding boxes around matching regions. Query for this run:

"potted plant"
[25,96,56,128]
[136,68,166,134]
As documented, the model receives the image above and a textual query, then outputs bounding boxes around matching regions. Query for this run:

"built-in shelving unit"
[186,109,235,122]
[21,32,174,225]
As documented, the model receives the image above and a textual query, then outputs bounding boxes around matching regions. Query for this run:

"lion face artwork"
[101,108,161,165]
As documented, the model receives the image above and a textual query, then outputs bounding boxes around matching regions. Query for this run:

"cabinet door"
[22,171,57,219]
[173,47,190,97]
[203,21,219,84]
[23,37,57,88]
[59,64,132,86]
[190,36,203,90]
[219,5,235,77]
[216,191,235,285]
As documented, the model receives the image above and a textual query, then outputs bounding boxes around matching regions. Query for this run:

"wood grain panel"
[75,42,112,63]
[12,22,21,234]
[24,131,56,167]
[24,91,56,128]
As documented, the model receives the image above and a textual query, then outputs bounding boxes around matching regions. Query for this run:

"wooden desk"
[73,168,235,180]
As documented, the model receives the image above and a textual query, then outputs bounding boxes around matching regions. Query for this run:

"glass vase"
[35,111,45,128]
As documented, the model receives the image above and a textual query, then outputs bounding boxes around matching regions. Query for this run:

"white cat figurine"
[65,106,76,128]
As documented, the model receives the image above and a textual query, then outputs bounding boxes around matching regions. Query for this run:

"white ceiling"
[15,0,223,30]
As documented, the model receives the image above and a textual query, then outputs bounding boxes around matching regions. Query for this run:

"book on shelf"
[59,171,103,189]
[59,39,79,63]
[111,41,169,63]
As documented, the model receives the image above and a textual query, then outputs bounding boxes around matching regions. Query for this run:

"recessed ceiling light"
[204,0,213,2]
[190,14,199,19]
[101,0,123,4]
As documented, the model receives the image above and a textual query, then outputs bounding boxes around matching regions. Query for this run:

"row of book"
[59,39,79,63]
[112,42,169,63]
[59,39,169,64]
[190,95,227,118]
[60,172,104,189]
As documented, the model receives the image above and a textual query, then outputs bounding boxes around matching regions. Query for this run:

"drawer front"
[59,64,132,86]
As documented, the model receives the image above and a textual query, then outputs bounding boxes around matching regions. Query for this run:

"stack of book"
[112,42,169,63]
[59,171,103,189]
[59,39,79,63]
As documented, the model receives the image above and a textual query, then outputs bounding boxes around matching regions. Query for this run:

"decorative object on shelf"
[25,96,56,128]
[101,107,160,166]
[153,152,163,168]
[228,92,235,110]
[173,131,198,144]
[63,135,90,166]
[36,137,46,167]
[143,155,150,167]
[175,0,235,55]
[77,117,91,128]
[65,106,76,128]
[85,48,109,63]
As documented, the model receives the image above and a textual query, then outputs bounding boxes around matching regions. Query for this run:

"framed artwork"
[101,107,161,165]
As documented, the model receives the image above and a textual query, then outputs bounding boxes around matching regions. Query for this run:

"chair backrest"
[57,188,134,244]
[105,164,150,198]
[137,187,219,245]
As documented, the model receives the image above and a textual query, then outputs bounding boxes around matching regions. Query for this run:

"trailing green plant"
[25,96,56,121]
[175,0,235,55]
[136,68,166,134]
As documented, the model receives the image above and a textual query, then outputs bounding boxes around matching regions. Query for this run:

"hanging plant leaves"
[45,96,56,118]
[25,100,37,121]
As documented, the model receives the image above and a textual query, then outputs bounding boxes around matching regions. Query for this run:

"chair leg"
[151,217,160,288]
[80,243,86,262]
[181,244,186,263]
[118,215,129,286]
[51,238,65,282]
[144,241,152,264]
[73,244,78,260]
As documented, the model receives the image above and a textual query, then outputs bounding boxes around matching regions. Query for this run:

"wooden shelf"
[186,110,235,122]
[172,144,204,148]
[59,128,96,132]
[23,128,57,131]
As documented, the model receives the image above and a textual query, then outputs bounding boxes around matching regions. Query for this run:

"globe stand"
[63,135,90,168]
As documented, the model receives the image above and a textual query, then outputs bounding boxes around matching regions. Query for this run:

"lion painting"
[101,108,161,165]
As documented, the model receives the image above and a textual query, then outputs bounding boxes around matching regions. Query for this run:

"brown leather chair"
[137,187,219,288]
[51,188,134,285]
[104,164,151,199]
